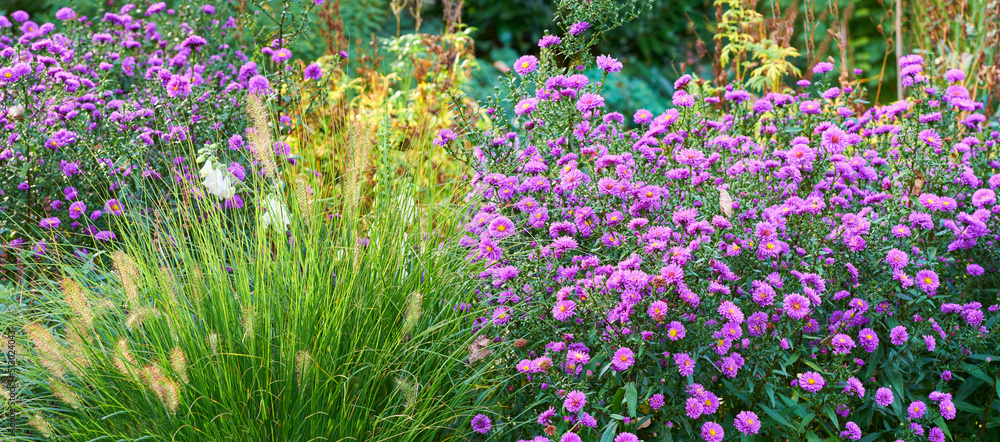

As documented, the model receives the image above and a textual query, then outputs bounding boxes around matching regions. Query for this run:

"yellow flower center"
[521,62,529,68]
[619,355,628,362]
[807,379,816,384]
[709,430,716,436]
[924,277,932,284]
[3,72,10,78]
[496,225,506,232]
[766,243,775,250]
[669,329,676,337]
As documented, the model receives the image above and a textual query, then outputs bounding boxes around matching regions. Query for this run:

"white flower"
[200,161,236,199]
[261,195,290,230]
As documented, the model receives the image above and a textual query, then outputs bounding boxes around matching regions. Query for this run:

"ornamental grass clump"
[445,4,1000,439]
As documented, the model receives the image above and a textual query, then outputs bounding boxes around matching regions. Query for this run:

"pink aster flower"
[513,55,538,75]
[674,352,695,376]
[874,387,894,406]
[889,325,909,345]
[907,401,927,419]
[614,433,638,442]
[783,294,811,319]
[471,414,491,434]
[667,321,685,341]
[647,300,668,322]
[914,270,939,294]
[564,390,587,412]
[611,347,635,371]
[552,300,576,321]
[798,371,826,393]
[734,410,761,435]
[701,421,724,442]
[885,248,909,270]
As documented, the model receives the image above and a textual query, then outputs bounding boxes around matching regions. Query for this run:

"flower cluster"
[0,3,324,264]
[450,32,1000,440]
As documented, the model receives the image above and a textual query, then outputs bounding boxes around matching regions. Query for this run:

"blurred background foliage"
[11,0,995,117]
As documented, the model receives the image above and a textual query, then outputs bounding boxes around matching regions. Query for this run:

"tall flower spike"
[114,338,138,380]
[62,278,94,332]
[245,94,278,179]
[295,350,312,387]
[170,347,188,384]
[25,323,68,379]
[29,414,54,438]
[49,377,82,409]
[112,251,141,310]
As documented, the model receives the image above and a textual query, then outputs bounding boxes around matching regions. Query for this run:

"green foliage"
[2,118,494,440]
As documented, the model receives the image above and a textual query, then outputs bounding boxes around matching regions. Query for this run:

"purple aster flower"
[798,371,825,392]
[564,390,587,412]
[907,401,927,419]
[95,231,116,242]
[701,421,724,442]
[568,21,590,35]
[271,47,293,63]
[674,353,695,375]
[783,294,811,319]
[944,68,965,83]
[470,414,491,434]
[538,35,561,48]
[890,326,909,345]
[433,128,457,147]
[248,75,271,95]
[885,248,909,270]
[596,55,623,73]
[552,300,576,321]
[304,63,323,80]
[576,93,605,113]
[919,129,943,148]
[734,411,761,435]
[832,334,856,354]
[967,263,985,276]
[562,432,583,442]
[820,127,848,153]
[68,201,86,219]
[666,321,685,340]
[939,401,956,419]
[875,387,894,406]
[515,97,539,116]
[487,216,515,238]
[914,270,939,294]
[614,433,639,442]
[813,61,834,74]
[611,347,635,371]
[105,199,124,215]
[649,394,665,410]
[839,422,862,440]
[55,7,77,20]
[39,217,61,229]
[513,55,538,75]
[492,307,510,325]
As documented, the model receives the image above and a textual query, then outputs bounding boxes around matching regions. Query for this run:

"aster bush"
[446,4,1000,440]
[0,1,330,274]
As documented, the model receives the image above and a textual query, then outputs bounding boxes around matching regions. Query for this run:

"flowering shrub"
[449,11,1000,441]
[0,2,323,269]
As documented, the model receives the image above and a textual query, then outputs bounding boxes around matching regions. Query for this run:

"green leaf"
[806,430,821,442]
[859,432,883,442]
[953,399,984,413]
[625,382,637,417]
[612,388,625,414]
[600,420,619,442]
[761,405,792,428]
